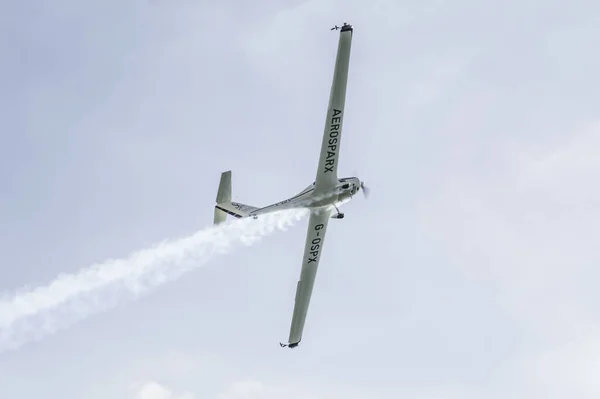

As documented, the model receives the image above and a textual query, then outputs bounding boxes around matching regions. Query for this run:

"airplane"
[213,22,367,348]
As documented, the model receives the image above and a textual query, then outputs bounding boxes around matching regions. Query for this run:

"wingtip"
[331,22,353,33]
[279,341,300,349]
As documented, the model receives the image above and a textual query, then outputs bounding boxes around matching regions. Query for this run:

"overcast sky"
[1,0,600,398]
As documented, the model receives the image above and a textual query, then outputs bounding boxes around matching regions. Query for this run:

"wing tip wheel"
[331,22,353,33]
[279,341,300,349]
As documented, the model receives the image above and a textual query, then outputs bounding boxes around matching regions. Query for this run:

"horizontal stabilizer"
[215,202,259,219]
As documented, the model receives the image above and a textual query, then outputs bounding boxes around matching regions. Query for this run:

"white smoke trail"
[0,208,308,353]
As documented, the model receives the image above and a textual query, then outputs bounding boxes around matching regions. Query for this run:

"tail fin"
[216,171,232,204]
[214,171,232,224]
[214,170,260,224]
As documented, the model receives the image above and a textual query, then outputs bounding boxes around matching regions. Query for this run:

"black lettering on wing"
[323,109,343,174]
[307,225,325,264]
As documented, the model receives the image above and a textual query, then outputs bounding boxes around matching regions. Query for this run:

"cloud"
[421,118,600,329]
[130,381,195,399]
[128,378,395,399]
[129,379,315,399]
[216,380,281,399]
[517,333,600,399]
[215,379,361,399]
[416,119,600,398]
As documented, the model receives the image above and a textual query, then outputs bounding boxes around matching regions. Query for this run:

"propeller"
[360,181,370,199]
[352,169,370,199]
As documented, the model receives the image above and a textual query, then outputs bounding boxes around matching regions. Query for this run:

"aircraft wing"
[313,23,354,194]
[283,207,332,348]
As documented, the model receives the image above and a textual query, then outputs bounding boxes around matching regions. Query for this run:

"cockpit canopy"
[295,177,360,196]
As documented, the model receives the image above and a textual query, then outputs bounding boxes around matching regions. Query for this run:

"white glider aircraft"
[213,22,367,348]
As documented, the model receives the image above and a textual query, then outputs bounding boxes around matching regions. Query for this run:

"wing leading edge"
[281,23,354,349]
[282,207,332,348]
[313,23,354,194]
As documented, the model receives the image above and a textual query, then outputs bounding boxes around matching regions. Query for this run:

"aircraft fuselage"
[247,177,362,218]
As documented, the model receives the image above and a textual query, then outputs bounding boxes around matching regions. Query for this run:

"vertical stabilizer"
[213,170,260,223]
[216,170,232,204]
[214,170,232,224]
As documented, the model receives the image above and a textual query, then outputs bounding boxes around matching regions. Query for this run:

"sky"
[1,0,600,398]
